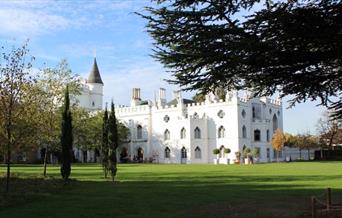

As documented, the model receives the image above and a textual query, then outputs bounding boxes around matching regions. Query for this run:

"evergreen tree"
[108,101,118,182]
[60,86,73,183]
[140,0,342,120]
[101,104,109,178]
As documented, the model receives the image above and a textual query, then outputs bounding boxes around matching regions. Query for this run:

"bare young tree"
[316,111,342,158]
[0,43,35,193]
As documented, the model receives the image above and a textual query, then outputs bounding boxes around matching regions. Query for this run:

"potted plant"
[223,148,231,164]
[235,151,241,164]
[243,147,252,164]
[252,147,260,163]
[213,148,220,164]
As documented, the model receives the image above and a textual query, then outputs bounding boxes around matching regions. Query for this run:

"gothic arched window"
[254,129,261,142]
[180,127,186,139]
[181,147,187,158]
[218,126,225,138]
[164,129,170,140]
[137,125,143,139]
[195,146,201,159]
[242,125,247,138]
[164,147,170,158]
[242,109,246,118]
[273,114,278,132]
[194,127,201,139]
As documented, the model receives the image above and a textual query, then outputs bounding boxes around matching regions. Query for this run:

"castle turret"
[87,58,103,110]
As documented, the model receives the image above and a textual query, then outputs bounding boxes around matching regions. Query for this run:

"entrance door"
[266,148,270,162]
[181,147,187,164]
[137,147,144,163]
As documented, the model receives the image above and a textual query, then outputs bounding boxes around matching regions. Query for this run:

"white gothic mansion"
[76,58,284,164]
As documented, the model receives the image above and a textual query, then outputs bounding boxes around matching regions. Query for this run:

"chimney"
[132,88,141,100]
[158,88,166,107]
[131,88,141,107]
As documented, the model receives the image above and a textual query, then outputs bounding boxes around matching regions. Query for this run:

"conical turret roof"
[87,58,103,84]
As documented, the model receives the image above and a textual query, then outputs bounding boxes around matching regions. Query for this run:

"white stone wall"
[114,91,283,164]
[76,81,103,111]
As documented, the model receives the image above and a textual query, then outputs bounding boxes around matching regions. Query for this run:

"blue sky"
[0,0,326,134]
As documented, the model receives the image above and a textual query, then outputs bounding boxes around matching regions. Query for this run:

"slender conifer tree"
[101,104,109,178]
[60,86,73,183]
[108,101,118,182]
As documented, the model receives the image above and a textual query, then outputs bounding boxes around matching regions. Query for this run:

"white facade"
[77,81,103,111]
[116,88,283,164]
[75,59,284,164]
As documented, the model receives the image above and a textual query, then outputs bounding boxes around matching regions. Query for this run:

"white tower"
[86,58,103,110]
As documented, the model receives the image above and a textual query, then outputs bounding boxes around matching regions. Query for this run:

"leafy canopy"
[140,0,342,119]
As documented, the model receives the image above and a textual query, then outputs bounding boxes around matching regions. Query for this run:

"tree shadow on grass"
[1,173,342,218]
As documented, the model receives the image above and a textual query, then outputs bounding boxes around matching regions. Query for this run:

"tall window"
[137,125,142,139]
[195,146,201,159]
[181,147,187,158]
[164,147,170,158]
[266,129,270,142]
[241,109,246,118]
[180,127,186,139]
[194,127,201,139]
[254,129,261,141]
[273,114,278,132]
[218,126,225,138]
[164,129,170,140]
[242,125,247,138]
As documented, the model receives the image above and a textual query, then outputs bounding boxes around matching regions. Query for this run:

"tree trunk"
[320,147,324,160]
[43,146,48,177]
[307,149,310,160]
[6,125,11,193]
[299,149,302,160]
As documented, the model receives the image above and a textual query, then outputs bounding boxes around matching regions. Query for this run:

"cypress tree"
[60,86,73,183]
[108,101,118,182]
[101,104,109,178]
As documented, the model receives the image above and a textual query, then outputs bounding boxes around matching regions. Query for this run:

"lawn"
[1,162,342,218]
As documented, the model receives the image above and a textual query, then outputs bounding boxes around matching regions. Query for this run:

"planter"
[219,158,230,164]
[213,159,219,164]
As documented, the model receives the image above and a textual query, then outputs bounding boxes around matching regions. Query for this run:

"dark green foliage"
[60,86,73,182]
[101,102,129,180]
[108,101,119,182]
[212,148,220,155]
[101,105,109,178]
[140,0,342,119]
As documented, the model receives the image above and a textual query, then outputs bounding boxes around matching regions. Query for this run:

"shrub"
[212,148,220,155]
[224,148,231,154]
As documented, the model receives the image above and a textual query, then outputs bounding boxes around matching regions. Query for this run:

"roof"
[167,98,196,106]
[87,58,103,84]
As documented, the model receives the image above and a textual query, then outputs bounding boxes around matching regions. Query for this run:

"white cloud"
[0,8,69,37]
[0,1,146,38]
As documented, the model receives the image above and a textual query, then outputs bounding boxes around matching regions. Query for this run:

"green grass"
[1,162,342,218]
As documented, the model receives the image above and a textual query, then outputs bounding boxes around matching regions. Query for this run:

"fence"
[312,188,342,218]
